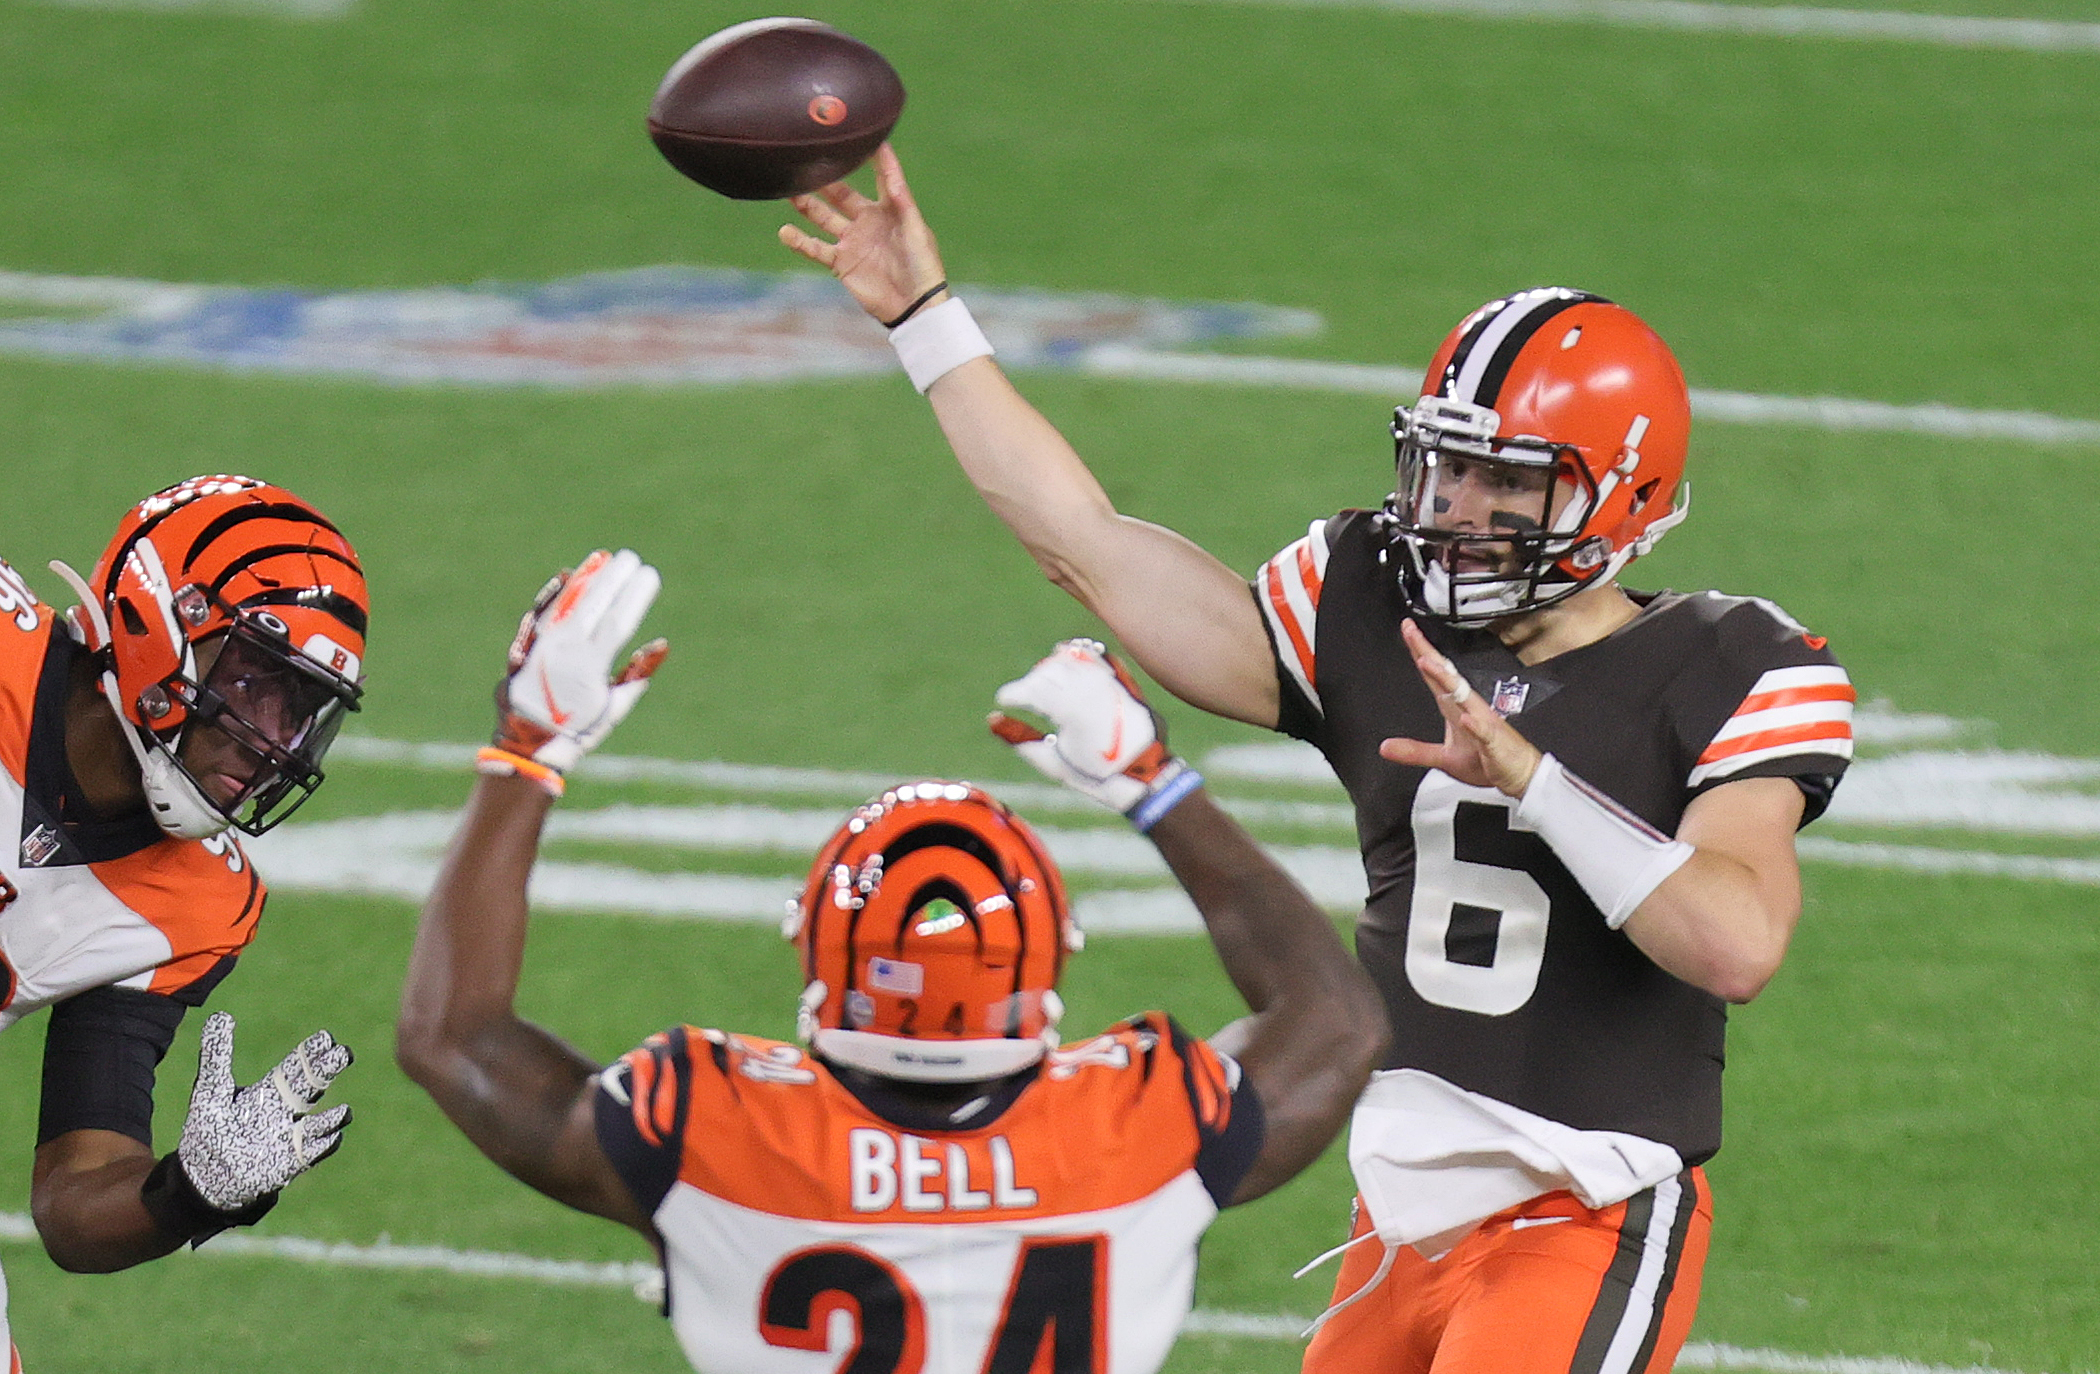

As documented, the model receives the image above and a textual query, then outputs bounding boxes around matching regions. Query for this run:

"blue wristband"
[1129,767,1204,833]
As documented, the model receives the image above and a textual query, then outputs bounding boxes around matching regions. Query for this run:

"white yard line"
[1172,0,2100,54]
[1079,347,2100,446]
[0,1214,2050,1370]
[304,737,2100,917]
[32,0,351,15]
[1798,836,2100,885]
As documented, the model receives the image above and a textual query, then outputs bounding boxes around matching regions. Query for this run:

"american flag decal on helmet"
[1689,665,1855,787]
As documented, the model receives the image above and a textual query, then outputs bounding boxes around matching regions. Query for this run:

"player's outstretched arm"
[779,145,1281,728]
[992,642,1386,1204]
[395,551,668,1235]
[1378,619,1804,1002]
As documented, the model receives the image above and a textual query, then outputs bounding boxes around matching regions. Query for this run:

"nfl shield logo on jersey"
[1491,678,1531,718]
[19,824,60,868]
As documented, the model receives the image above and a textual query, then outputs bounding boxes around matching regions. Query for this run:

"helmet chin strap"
[47,559,233,841]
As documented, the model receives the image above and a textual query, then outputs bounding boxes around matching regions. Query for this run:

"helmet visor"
[171,614,363,834]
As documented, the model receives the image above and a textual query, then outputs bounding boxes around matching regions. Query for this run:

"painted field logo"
[0,267,1320,389]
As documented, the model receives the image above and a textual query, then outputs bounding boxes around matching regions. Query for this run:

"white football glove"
[144,1011,352,1241]
[989,639,1203,831]
[490,549,668,782]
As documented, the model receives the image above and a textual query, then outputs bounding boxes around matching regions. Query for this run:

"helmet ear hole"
[117,598,150,637]
[1633,479,1661,514]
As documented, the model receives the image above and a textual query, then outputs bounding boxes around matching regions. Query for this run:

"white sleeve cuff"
[1514,753,1694,930]
[888,297,994,394]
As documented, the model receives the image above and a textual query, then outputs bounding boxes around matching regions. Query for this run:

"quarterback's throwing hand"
[144,1011,352,1242]
[990,639,1203,832]
[487,549,668,791]
[1379,620,1544,797]
[778,144,949,327]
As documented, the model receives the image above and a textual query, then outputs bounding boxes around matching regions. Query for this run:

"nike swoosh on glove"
[178,1011,352,1214]
[492,548,669,777]
[988,639,1202,831]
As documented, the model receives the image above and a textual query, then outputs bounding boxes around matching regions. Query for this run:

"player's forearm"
[396,777,615,1200]
[399,774,547,1041]
[31,1140,182,1272]
[927,365,1280,723]
[398,775,578,1108]
[1622,851,1798,1003]
[1148,791,1385,1203]
[1148,790,1386,1035]
[925,358,1127,589]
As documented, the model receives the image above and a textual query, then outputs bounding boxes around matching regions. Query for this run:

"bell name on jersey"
[1254,510,1853,1163]
[595,1012,1262,1374]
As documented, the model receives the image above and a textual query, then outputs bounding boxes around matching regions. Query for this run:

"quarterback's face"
[1425,453,1570,574]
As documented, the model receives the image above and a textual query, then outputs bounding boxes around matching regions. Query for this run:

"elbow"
[1034,550,1097,609]
[31,1195,127,1275]
[1709,963,1778,1005]
[393,1011,448,1089]
[1702,943,1786,1004]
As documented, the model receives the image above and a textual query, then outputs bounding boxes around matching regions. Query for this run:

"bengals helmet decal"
[785,782,1079,1083]
[54,474,367,839]
[1382,287,1692,623]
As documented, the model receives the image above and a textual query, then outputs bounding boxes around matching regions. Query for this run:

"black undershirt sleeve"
[39,988,187,1147]
[37,955,237,1148]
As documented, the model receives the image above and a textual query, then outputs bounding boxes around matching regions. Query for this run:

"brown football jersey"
[1254,509,1853,1162]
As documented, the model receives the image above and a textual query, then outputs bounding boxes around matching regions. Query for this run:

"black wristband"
[883,280,949,329]
[140,1151,277,1248]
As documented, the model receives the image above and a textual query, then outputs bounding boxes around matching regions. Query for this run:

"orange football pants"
[1302,1169,1710,1374]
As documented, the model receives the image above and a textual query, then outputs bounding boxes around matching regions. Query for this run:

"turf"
[0,0,2095,1367]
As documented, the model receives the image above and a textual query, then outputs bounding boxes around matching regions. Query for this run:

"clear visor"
[169,613,363,834]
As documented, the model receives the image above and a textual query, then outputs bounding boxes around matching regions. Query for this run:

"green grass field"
[0,0,2096,1369]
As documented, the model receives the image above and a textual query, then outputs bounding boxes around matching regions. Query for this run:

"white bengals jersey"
[0,561,261,1032]
[594,1012,1263,1374]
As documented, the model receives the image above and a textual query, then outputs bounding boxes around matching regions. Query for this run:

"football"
[647,18,906,201]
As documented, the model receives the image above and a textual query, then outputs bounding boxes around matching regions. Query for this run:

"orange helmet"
[784,782,1079,1083]
[54,474,366,838]
[1382,288,1691,623]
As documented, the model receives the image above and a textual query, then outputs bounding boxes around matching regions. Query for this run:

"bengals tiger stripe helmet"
[52,474,367,839]
[1383,287,1692,623]
[783,782,1080,1083]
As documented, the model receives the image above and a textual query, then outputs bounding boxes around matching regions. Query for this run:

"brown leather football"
[647,18,905,201]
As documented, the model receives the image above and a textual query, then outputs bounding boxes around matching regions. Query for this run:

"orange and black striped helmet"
[70,474,366,835]
[785,782,1080,1083]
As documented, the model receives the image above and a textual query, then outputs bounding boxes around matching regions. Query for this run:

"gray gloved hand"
[176,1010,352,1212]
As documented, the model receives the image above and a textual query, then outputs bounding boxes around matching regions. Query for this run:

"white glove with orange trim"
[989,639,1203,831]
[484,549,668,792]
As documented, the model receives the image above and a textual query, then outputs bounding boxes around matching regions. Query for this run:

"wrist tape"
[1513,753,1693,930]
[1129,761,1203,833]
[476,746,565,797]
[888,297,994,394]
[141,1151,277,1247]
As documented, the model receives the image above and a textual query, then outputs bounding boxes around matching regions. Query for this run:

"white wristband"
[888,297,994,394]
[1514,753,1693,930]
